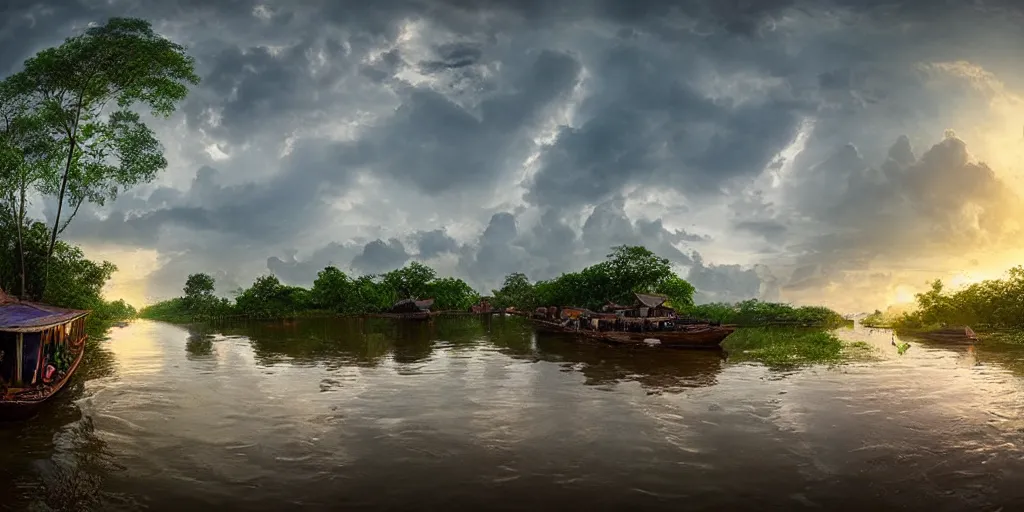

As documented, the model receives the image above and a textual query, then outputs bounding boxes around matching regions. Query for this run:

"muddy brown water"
[2,316,1024,511]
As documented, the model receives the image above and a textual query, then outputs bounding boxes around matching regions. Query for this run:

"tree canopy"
[1,17,199,292]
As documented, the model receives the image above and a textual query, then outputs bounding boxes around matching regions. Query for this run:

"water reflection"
[0,336,119,511]
[6,318,1024,510]
[214,316,723,395]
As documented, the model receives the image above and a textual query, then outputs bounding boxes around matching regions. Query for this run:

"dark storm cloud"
[266,242,364,285]
[352,238,412,274]
[580,199,696,266]
[414,229,459,259]
[351,49,582,195]
[525,41,808,210]
[688,251,781,304]
[6,0,1024,307]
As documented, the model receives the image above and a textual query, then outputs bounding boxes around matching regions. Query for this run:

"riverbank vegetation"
[0,17,197,335]
[721,327,869,367]
[866,266,1024,340]
[142,245,849,339]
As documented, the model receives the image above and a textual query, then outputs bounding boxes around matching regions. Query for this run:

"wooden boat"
[373,298,436,320]
[0,288,89,420]
[910,325,978,344]
[529,316,735,349]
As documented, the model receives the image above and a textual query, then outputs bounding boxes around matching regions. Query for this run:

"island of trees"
[140,244,850,329]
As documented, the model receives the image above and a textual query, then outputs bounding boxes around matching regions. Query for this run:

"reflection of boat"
[529,330,726,392]
[0,289,90,420]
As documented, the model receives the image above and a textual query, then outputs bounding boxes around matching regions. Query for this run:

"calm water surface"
[2,316,1024,511]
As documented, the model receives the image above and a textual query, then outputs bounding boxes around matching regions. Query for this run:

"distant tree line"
[873,267,1024,330]
[142,245,692,322]
[141,244,848,328]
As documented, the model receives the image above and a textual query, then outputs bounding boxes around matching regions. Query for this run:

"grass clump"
[723,327,852,367]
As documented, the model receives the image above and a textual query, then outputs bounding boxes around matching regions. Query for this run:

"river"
[1,316,1023,511]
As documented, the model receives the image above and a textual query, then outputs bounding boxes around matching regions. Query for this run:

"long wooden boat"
[906,325,978,344]
[0,289,90,421]
[529,316,735,349]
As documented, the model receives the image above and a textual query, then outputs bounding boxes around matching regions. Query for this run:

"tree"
[183,273,215,298]
[428,277,479,311]
[655,275,696,309]
[0,82,58,298]
[604,245,674,303]
[381,262,436,300]
[5,17,199,287]
[182,272,217,313]
[311,266,354,312]
[491,272,537,310]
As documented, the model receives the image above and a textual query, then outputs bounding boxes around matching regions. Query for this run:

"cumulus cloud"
[3,0,1024,310]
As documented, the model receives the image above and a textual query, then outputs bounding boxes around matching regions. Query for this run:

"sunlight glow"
[892,285,917,305]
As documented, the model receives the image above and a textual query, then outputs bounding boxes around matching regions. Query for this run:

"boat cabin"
[603,293,676,319]
[390,298,435,314]
[0,289,89,397]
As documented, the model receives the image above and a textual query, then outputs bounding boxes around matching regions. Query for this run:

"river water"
[2,316,1024,511]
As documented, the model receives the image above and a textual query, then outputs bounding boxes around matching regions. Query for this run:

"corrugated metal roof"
[634,293,669,308]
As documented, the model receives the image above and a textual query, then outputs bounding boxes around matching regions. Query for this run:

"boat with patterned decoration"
[0,288,89,420]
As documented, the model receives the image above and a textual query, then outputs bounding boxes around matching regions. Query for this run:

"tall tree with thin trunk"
[5,17,199,291]
[0,80,59,299]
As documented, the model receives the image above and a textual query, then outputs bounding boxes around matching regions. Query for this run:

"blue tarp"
[0,301,87,330]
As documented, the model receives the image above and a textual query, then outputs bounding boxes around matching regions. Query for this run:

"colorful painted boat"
[0,289,89,420]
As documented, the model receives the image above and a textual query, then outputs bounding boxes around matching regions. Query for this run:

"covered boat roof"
[391,298,434,312]
[635,292,669,308]
[0,288,89,332]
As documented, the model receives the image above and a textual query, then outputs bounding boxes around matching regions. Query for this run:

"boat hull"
[0,336,86,421]
[531,318,734,349]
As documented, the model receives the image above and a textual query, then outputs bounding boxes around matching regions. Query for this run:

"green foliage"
[722,327,849,367]
[234,275,312,319]
[428,277,479,311]
[895,341,911,356]
[311,266,355,311]
[686,299,848,327]
[862,309,893,328]
[493,245,695,312]
[0,215,135,335]
[491,272,537,310]
[184,273,215,298]
[381,262,436,300]
[656,275,696,309]
[891,267,1024,330]
[2,17,199,290]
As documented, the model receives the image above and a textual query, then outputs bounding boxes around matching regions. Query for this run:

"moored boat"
[531,316,734,349]
[0,288,90,420]
[910,325,978,344]
[374,298,436,320]
[526,293,736,349]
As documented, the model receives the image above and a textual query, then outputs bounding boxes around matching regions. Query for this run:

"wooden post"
[15,333,23,386]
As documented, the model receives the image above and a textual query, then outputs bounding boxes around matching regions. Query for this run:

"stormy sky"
[3,0,1024,312]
